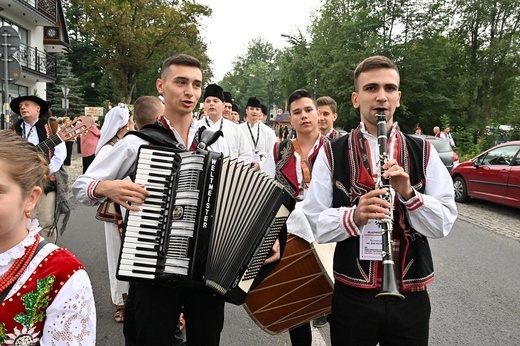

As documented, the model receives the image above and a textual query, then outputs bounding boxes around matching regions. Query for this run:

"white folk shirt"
[239,121,278,169]
[197,117,252,164]
[73,118,230,205]
[440,132,456,147]
[302,123,458,244]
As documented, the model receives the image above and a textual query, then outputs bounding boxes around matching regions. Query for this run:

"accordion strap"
[125,124,185,151]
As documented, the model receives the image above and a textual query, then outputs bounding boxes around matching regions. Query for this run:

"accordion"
[116,145,295,305]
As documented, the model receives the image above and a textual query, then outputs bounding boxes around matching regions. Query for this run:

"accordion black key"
[117,145,295,305]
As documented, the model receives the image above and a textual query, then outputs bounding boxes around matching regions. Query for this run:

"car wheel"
[453,176,469,202]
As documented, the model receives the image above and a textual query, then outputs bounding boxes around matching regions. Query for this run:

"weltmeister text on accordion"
[117,145,295,305]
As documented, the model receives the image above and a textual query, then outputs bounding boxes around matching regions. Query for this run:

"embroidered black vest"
[272,137,326,198]
[12,118,57,160]
[327,132,435,292]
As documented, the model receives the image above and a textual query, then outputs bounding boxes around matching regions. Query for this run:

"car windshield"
[427,139,451,153]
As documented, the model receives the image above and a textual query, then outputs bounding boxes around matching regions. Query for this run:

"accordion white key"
[117,145,295,305]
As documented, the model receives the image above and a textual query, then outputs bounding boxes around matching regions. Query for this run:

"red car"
[450,141,520,208]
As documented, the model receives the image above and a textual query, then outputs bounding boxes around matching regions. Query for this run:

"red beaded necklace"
[0,234,40,294]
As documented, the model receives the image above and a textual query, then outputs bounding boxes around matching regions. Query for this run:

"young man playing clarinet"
[73,54,233,346]
[303,55,457,345]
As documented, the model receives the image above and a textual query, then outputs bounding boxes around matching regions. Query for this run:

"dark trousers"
[64,141,74,166]
[289,322,311,346]
[330,283,431,346]
[123,281,225,346]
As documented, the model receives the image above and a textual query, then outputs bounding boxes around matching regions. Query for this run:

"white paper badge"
[359,220,383,261]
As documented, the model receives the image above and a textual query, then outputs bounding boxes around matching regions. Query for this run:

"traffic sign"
[0,26,21,56]
[61,87,70,99]
[0,57,21,83]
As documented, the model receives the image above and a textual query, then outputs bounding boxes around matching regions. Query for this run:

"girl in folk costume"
[261,89,329,346]
[0,130,95,345]
[89,105,134,323]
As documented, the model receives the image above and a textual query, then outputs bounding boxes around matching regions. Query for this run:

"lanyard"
[291,139,312,189]
[22,123,36,140]
[247,122,260,150]
[205,117,224,132]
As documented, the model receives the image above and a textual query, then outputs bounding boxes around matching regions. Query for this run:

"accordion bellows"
[117,145,294,305]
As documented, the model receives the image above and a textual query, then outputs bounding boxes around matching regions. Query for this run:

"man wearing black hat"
[198,84,252,164]
[240,96,278,170]
[222,91,233,120]
[230,103,240,124]
[260,104,268,124]
[10,95,66,243]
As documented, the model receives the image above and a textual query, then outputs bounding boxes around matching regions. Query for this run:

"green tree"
[68,0,212,103]
[448,0,520,132]
[46,53,85,118]
[221,38,283,118]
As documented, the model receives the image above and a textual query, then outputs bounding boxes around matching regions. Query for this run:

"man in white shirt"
[197,84,252,164]
[230,103,240,124]
[303,55,457,345]
[240,97,278,170]
[222,91,233,120]
[317,96,342,140]
[10,95,66,243]
[440,126,456,147]
[73,54,230,346]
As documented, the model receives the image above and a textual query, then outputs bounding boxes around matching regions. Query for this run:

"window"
[0,18,29,45]
[482,145,520,166]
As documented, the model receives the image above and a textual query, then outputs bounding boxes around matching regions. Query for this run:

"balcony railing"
[14,0,56,23]
[14,43,57,81]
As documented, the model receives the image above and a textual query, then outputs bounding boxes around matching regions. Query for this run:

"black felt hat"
[10,95,49,116]
[203,84,225,102]
[261,104,267,115]
[232,103,240,112]
[246,96,262,108]
[223,91,233,104]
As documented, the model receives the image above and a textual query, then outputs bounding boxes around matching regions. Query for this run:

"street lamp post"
[281,33,317,98]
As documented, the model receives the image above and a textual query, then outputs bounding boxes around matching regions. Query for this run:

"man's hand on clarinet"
[382,159,414,200]
[353,189,391,227]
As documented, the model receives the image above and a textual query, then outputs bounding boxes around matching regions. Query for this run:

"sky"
[197,0,322,82]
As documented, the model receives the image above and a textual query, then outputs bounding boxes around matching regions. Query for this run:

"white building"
[0,0,70,126]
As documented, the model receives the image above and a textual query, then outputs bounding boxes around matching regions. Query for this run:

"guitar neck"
[37,134,63,152]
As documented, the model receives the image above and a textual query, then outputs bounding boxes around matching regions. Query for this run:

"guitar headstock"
[59,116,95,141]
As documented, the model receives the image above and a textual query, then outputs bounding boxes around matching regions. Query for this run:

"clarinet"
[374,111,405,300]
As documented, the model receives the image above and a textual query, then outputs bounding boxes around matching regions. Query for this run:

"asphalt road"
[59,152,520,345]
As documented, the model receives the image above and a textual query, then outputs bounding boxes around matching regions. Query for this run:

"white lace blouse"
[0,219,96,345]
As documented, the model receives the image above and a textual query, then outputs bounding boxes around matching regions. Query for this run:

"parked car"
[450,141,520,208]
[410,135,459,171]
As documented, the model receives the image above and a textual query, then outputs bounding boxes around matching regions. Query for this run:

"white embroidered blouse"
[0,219,96,345]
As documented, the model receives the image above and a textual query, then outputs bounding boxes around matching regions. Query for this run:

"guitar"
[37,116,94,152]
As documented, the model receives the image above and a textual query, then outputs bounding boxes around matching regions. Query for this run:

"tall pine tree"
[46,53,85,118]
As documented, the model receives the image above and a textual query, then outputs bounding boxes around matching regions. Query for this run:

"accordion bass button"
[172,206,184,219]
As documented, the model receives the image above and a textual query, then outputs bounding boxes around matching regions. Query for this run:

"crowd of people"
[0,53,457,346]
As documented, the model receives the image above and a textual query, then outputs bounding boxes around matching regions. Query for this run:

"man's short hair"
[354,55,399,91]
[316,96,337,114]
[160,54,202,79]
[133,96,164,128]
[287,89,315,114]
